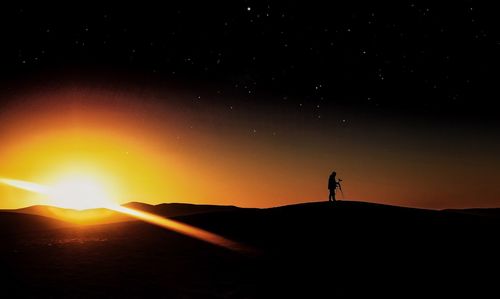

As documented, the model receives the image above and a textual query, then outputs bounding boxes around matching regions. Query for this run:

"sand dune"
[1,201,499,297]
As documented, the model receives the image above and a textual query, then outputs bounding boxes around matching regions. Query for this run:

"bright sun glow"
[0,174,116,210]
[48,174,115,210]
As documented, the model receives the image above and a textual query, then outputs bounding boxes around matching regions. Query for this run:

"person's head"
[331,171,336,176]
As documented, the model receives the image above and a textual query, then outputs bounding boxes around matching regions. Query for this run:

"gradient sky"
[0,84,498,209]
[0,2,499,209]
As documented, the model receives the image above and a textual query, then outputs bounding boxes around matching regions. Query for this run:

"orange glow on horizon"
[0,88,192,209]
[1,175,117,210]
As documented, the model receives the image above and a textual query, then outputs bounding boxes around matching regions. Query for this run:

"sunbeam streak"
[0,177,250,253]
[0,178,51,194]
[110,205,248,252]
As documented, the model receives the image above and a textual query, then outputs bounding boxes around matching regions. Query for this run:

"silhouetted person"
[328,171,340,202]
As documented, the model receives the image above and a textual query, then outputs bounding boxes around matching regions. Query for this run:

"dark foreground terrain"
[1,201,499,298]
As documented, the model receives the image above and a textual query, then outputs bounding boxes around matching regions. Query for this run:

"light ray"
[109,205,247,252]
[0,178,50,194]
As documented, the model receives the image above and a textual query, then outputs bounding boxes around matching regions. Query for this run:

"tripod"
[337,179,345,199]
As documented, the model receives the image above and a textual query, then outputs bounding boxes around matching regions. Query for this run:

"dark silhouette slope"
[1,200,499,297]
[175,201,500,297]
[0,211,72,235]
[444,207,500,219]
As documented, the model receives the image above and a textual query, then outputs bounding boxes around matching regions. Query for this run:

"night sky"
[0,1,499,209]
